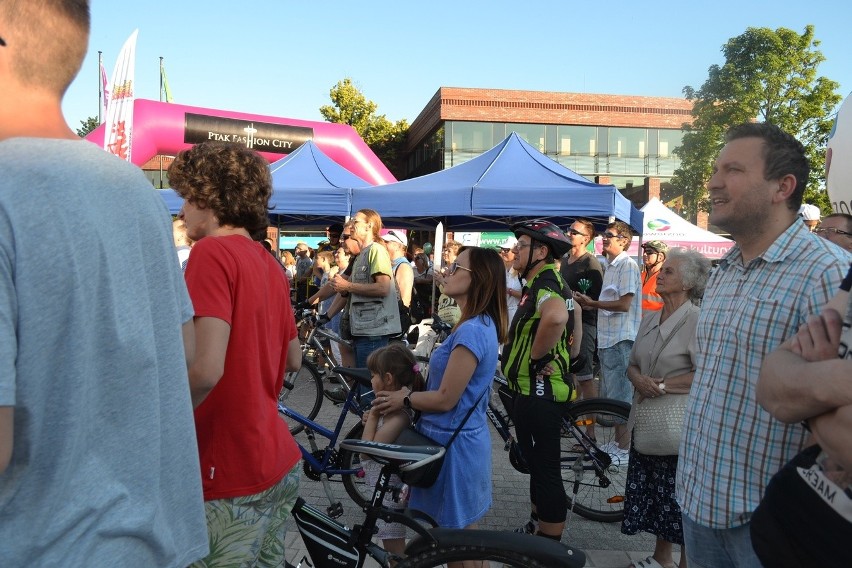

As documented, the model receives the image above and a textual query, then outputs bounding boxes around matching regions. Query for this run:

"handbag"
[394,385,489,488]
[392,262,413,332]
[630,313,690,456]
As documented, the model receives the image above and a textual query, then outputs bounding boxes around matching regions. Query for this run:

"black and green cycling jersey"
[501,263,577,402]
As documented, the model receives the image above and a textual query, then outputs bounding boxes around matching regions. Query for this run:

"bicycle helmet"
[511,219,572,280]
[511,219,572,258]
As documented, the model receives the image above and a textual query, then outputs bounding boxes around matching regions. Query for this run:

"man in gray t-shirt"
[0,3,207,566]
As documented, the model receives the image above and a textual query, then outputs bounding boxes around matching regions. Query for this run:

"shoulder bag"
[394,384,489,488]
[630,313,690,456]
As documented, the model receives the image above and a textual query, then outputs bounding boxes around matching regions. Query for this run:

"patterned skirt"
[620,446,684,544]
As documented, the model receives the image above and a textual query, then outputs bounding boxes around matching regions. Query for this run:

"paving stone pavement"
[283,384,679,567]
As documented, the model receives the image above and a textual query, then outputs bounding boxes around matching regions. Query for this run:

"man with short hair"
[640,240,668,312]
[317,223,344,254]
[573,220,641,464]
[559,219,603,407]
[0,1,208,564]
[815,212,852,252]
[293,241,314,302]
[170,141,303,566]
[676,123,850,568]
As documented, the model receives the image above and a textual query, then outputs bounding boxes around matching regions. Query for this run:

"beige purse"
[630,314,689,456]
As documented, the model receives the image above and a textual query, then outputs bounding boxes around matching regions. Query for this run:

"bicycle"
[286,431,586,567]
[418,315,631,522]
[279,308,355,435]
[277,366,373,518]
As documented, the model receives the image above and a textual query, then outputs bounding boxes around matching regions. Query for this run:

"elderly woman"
[622,248,711,568]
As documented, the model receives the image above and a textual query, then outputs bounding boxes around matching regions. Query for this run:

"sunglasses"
[601,233,623,240]
[341,234,352,240]
[814,227,851,237]
[443,262,473,276]
[568,229,588,237]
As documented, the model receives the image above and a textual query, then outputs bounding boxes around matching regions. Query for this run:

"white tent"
[625,198,733,260]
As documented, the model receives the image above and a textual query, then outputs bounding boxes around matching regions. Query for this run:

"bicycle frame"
[287,440,586,568]
[278,384,366,518]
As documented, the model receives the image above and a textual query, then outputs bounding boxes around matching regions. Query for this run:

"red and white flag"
[103,29,138,162]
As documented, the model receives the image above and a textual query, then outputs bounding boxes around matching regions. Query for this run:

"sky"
[63,1,852,130]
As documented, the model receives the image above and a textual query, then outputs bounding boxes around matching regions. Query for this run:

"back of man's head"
[0,0,90,97]
[725,122,809,212]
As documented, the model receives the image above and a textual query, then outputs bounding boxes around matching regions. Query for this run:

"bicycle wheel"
[338,422,372,508]
[399,545,558,567]
[279,358,323,435]
[561,398,631,523]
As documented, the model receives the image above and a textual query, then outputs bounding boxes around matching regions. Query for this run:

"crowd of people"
[2,3,852,567]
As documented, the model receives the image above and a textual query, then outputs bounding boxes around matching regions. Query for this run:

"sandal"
[629,556,676,568]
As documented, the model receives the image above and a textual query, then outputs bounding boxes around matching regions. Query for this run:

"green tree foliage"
[673,26,841,219]
[320,78,409,179]
[75,116,100,138]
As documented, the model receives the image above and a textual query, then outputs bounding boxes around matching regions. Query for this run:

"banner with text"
[103,29,138,161]
[184,114,313,155]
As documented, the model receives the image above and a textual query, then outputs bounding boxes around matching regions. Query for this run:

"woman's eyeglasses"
[443,262,473,276]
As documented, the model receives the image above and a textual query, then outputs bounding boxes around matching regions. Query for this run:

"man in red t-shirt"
[169,142,302,566]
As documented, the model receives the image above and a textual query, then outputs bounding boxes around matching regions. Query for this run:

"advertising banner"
[103,29,138,161]
[184,114,313,155]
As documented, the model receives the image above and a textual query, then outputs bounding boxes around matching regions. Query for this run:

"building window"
[506,123,546,153]
[608,127,647,175]
[447,121,494,168]
[555,125,598,175]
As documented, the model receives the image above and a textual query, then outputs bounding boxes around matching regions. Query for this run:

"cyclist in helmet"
[501,219,582,542]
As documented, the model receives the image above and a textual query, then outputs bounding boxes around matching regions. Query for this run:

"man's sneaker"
[323,386,347,404]
[513,520,538,534]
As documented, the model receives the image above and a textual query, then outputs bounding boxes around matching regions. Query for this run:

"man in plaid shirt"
[676,123,850,567]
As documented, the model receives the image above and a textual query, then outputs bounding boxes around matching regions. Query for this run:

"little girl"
[362,343,425,560]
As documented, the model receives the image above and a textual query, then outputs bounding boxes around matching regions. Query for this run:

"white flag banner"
[103,29,138,162]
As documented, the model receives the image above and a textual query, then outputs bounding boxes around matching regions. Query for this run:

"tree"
[75,116,99,138]
[320,78,409,179]
[672,26,842,219]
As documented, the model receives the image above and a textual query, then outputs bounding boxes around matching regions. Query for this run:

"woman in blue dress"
[375,246,508,529]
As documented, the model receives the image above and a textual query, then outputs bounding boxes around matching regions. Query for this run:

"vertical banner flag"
[160,59,174,103]
[103,29,138,162]
[99,52,109,123]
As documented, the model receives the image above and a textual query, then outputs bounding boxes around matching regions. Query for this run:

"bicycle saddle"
[340,438,445,469]
[332,367,372,388]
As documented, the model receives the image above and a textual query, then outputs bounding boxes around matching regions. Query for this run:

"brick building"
[403,87,706,225]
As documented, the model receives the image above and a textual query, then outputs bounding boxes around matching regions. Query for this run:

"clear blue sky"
[63,1,852,129]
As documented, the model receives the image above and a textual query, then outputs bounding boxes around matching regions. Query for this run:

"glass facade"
[434,120,683,183]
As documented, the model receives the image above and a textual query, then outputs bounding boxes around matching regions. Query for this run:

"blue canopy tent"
[267,140,370,228]
[156,140,368,229]
[351,132,643,234]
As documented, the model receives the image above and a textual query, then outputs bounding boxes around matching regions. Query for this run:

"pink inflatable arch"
[85,98,396,185]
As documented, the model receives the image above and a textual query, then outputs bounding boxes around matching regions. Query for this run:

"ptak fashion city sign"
[184,113,314,155]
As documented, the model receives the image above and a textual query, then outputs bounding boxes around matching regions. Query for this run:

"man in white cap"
[499,235,523,325]
[383,229,413,320]
[798,203,821,231]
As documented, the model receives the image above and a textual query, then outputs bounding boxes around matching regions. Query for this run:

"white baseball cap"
[383,229,408,248]
[499,236,518,250]
[798,203,821,221]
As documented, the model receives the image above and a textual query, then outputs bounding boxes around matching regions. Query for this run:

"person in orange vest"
[641,240,668,312]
